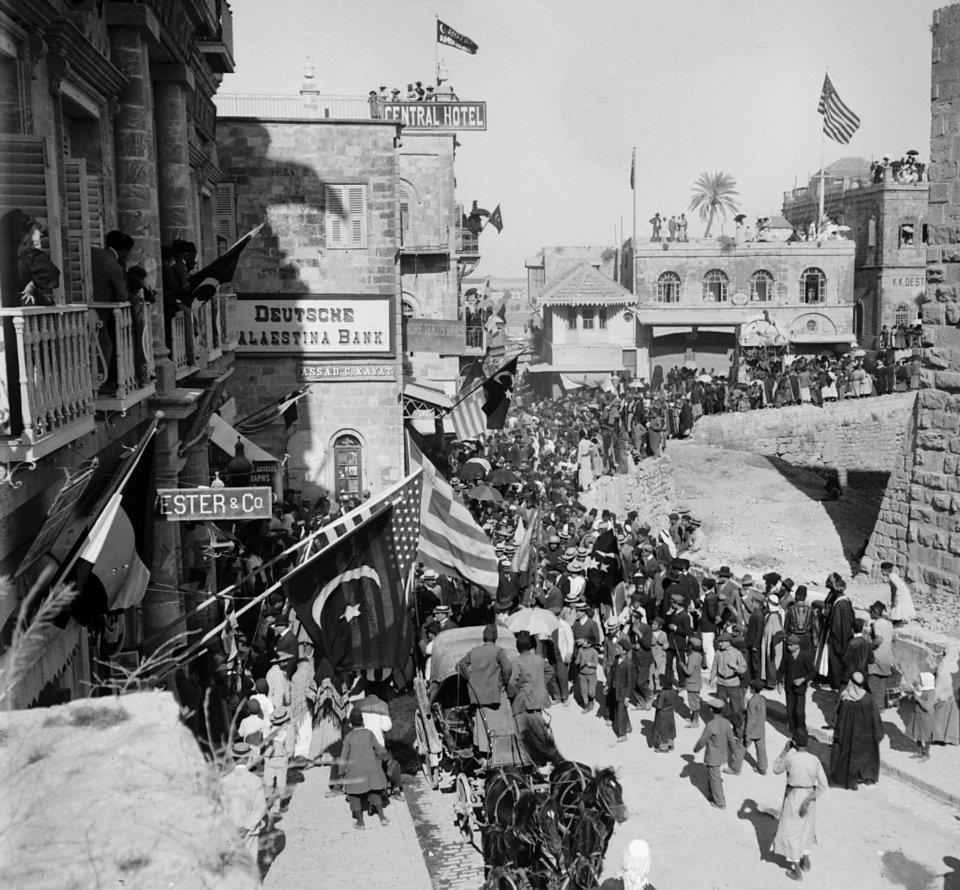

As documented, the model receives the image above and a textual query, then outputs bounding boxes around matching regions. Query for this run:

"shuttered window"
[64,158,91,302]
[86,174,104,248]
[0,135,64,302]
[324,184,366,248]
[214,182,237,249]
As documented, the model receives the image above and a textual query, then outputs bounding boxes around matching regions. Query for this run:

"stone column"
[180,435,219,632]
[141,419,184,649]
[153,68,194,246]
[108,26,172,391]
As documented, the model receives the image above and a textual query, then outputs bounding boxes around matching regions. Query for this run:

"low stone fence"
[582,455,676,533]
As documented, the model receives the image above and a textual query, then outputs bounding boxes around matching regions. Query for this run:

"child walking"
[904,672,936,761]
[651,676,679,752]
[744,678,769,774]
[682,635,704,728]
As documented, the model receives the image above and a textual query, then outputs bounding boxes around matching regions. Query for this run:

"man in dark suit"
[664,592,692,685]
[508,630,553,735]
[841,618,872,685]
[458,624,514,755]
[783,632,814,737]
[90,230,134,392]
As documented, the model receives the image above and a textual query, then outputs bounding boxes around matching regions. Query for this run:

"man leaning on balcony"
[91,230,136,394]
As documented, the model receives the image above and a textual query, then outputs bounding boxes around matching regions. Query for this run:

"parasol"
[505,607,561,637]
[488,467,518,486]
[467,484,503,504]
[429,626,518,681]
[906,149,919,156]
[459,457,490,481]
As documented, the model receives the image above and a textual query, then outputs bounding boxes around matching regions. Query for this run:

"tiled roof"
[538,262,635,307]
[813,156,871,181]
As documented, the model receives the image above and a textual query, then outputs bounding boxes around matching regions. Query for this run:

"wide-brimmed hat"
[494,595,514,611]
[577,546,590,558]
[869,600,886,615]
[567,560,585,573]
[271,707,290,725]
[422,569,439,583]
[564,592,581,605]
[604,616,620,631]
[562,546,578,562]
[741,574,754,586]
[434,603,451,614]
[717,565,732,578]
[573,599,589,611]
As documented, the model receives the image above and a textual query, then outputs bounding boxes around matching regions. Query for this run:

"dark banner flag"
[437,18,478,54]
[188,223,263,302]
[482,356,518,429]
[283,473,422,674]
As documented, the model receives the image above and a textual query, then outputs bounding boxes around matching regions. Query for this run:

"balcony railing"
[89,302,156,412]
[465,324,485,350]
[216,93,369,120]
[0,305,95,463]
[456,228,480,257]
[171,311,195,379]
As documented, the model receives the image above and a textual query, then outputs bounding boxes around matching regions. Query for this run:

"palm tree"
[689,171,741,238]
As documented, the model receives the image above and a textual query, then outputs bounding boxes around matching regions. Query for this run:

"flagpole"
[817,131,826,236]
[435,14,440,87]
[631,146,637,297]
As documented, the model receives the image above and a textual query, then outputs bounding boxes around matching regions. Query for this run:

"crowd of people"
[648,213,689,242]
[871,153,927,184]
[367,81,458,116]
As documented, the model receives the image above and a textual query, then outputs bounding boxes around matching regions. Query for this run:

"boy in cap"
[693,697,738,809]
[262,706,294,813]
[743,678,769,774]
[682,635,704,728]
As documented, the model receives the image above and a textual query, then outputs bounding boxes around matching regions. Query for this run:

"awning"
[560,372,610,390]
[402,378,453,410]
[694,325,738,335]
[789,332,857,344]
[651,325,692,338]
[542,296,633,308]
[209,413,280,464]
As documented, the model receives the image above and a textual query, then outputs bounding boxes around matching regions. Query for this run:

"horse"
[561,805,610,889]
[550,761,628,866]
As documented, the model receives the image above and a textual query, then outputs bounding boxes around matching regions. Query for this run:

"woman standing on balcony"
[17,217,60,306]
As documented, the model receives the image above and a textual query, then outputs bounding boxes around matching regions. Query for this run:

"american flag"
[450,383,486,440]
[283,471,422,672]
[408,438,500,593]
[818,74,860,145]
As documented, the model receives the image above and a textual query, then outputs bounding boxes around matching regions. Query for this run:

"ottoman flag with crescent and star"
[282,471,422,676]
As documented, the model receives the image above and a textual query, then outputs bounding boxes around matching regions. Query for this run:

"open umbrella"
[459,457,490,481]
[466,484,503,504]
[488,467,518,486]
[505,607,561,638]
[906,149,920,156]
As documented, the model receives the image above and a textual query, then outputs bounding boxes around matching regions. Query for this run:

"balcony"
[464,323,486,355]
[0,305,95,467]
[89,302,156,413]
[171,310,197,380]
[197,0,235,73]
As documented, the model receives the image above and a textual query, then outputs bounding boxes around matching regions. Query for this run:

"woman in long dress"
[880,562,916,623]
[772,730,828,881]
[576,430,594,491]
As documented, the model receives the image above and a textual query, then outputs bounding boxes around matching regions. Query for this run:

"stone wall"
[581,456,676,533]
[689,393,916,481]
[864,3,960,631]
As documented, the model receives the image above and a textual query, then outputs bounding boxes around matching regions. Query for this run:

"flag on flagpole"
[283,471,422,672]
[818,74,860,145]
[487,204,503,233]
[437,19,478,54]
[450,383,485,440]
[482,356,518,430]
[235,386,311,435]
[408,438,499,593]
[72,428,157,616]
[630,148,636,190]
[188,223,263,302]
[511,507,538,574]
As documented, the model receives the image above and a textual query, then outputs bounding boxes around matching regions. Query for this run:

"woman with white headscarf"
[601,838,654,890]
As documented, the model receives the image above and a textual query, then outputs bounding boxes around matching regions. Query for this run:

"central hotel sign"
[381,101,487,131]
[236,295,394,356]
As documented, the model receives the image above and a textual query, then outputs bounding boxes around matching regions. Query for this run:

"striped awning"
[402,378,453,410]
[544,295,633,307]
[695,325,738,335]
[651,325,692,338]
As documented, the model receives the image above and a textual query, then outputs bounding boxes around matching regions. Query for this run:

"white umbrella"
[505,607,561,637]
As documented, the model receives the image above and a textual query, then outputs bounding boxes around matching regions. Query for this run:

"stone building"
[526,245,618,308]
[782,158,928,349]
[623,239,856,379]
[0,0,239,705]
[526,263,636,395]
[865,3,960,626]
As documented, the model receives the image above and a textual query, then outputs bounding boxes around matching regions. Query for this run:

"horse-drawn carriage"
[412,627,629,889]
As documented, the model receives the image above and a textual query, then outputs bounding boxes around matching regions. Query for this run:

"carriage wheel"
[415,711,440,790]
[455,772,474,841]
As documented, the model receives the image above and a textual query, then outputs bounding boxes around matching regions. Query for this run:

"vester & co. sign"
[157,487,273,521]
[236,295,395,356]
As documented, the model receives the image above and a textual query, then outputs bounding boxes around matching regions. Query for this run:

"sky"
[221,0,944,277]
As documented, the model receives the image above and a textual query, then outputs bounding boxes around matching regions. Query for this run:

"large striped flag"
[450,383,485,440]
[408,438,499,593]
[283,472,422,673]
[818,74,860,145]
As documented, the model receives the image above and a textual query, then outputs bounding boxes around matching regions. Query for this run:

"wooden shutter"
[64,158,91,303]
[348,185,366,246]
[86,174,104,248]
[324,184,345,247]
[0,135,64,304]
[214,182,237,247]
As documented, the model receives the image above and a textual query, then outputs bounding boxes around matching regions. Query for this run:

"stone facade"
[582,457,676,535]
[626,240,856,379]
[864,3,960,630]
[782,177,928,348]
[690,393,916,479]
[216,117,405,501]
[526,245,618,307]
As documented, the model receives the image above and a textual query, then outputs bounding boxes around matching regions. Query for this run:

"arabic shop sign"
[157,487,273,521]
[381,101,487,131]
[236,295,395,356]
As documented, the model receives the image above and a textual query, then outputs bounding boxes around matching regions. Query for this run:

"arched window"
[702,269,728,303]
[656,271,681,303]
[799,267,826,304]
[894,302,910,327]
[334,434,362,499]
[750,270,774,302]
